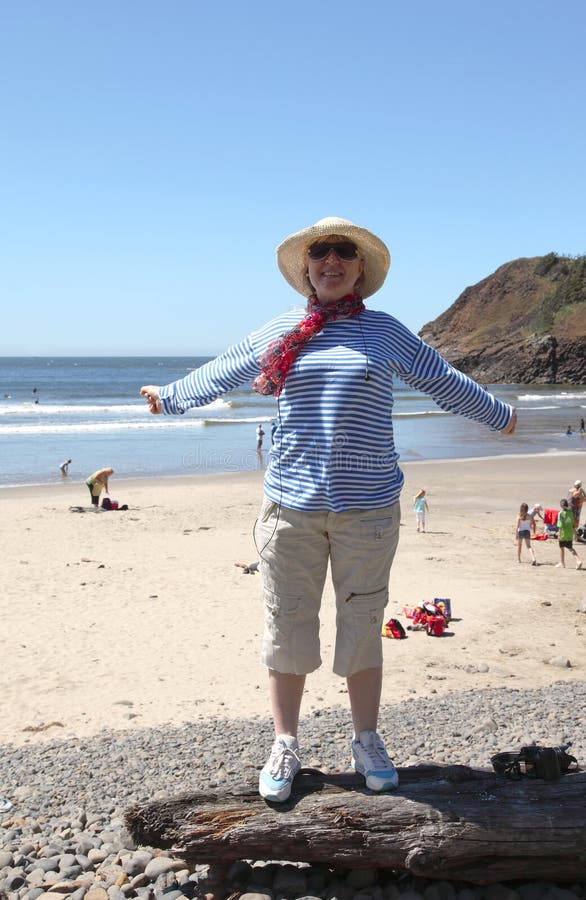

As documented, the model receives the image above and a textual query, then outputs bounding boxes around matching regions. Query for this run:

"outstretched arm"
[393,330,515,433]
[500,408,517,434]
[140,385,162,414]
[141,335,260,416]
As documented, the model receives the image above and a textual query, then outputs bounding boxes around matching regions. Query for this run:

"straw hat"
[276,216,391,299]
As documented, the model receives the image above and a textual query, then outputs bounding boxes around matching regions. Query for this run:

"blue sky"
[1,0,585,356]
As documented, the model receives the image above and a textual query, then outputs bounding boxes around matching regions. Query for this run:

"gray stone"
[249,862,281,887]
[382,885,401,900]
[85,889,110,900]
[94,862,124,888]
[307,868,330,894]
[4,871,26,891]
[325,881,355,900]
[32,856,62,873]
[115,828,136,851]
[0,850,14,868]
[545,888,583,900]
[27,868,48,887]
[457,890,482,900]
[469,717,498,736]
[106,887,126,900]
[38,844,61,859]
[128,872,150,890]
[87,847,109,864]
[517,884,550,900]
[143,856,186,879]
[121,850,153,876]
[273,865,308,894]
[346,869,379,889]
[484,886,521,900]
[70,889,90,900]
[425,884,457,900]
[24,890,46,900]
[76,853,94,871]
[239,894,273,900]
[227,859,253,885]
[100,842,117,856]
[59,864,83,879]
[74,835,96,855]
[547,656,571,668]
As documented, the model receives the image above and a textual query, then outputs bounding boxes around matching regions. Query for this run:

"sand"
[1,453,585,749]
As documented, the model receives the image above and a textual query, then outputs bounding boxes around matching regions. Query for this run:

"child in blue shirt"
[413,489,429,532]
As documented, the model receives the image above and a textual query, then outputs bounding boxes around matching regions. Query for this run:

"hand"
[500,407,517,435]
[140,385,162,415]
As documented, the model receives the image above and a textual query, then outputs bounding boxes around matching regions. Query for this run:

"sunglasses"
[307,241,359,261]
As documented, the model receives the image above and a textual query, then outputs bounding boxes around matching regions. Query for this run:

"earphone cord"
[253,394,283,559]
[357,316,370,381]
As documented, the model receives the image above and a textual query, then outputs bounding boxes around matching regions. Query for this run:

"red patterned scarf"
[252,293,365,396]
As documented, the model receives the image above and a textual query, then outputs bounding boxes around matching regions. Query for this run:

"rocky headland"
[419,253,586,383]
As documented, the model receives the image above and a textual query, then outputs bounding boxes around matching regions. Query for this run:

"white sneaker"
[0,796,13,814]
[352,730,399,791]
[259,735,301,802]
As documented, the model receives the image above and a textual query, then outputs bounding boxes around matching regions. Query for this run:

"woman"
[568,479,585,529]
[140,216,516,802]
[85,467,114,507]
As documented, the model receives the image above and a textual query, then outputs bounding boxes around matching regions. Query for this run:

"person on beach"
[515,503,537,566]
[140,215,517,802]
[256,423,265,451]
[557,498,583,569]
[85,467,114,507]
[568,480,585,529]
[413,489,429,532]
[60,458,72,476]
[527,503,543,535]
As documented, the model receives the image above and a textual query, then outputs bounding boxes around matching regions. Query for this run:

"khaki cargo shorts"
[256,499,401,677]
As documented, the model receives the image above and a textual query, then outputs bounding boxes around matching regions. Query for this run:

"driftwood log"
[125,765,586,885]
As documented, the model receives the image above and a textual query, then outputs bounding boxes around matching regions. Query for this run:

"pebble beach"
[2,454,586,898]
[1,683,586,899]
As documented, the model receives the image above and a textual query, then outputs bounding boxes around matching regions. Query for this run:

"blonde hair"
[414,489,426,499]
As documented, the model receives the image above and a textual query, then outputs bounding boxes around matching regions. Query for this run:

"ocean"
[1,356,585,489]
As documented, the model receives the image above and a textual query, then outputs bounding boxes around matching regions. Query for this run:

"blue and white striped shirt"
[159,309,512,512]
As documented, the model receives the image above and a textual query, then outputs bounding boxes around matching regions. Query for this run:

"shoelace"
[269,742,299,779]
[360,736,392,769]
